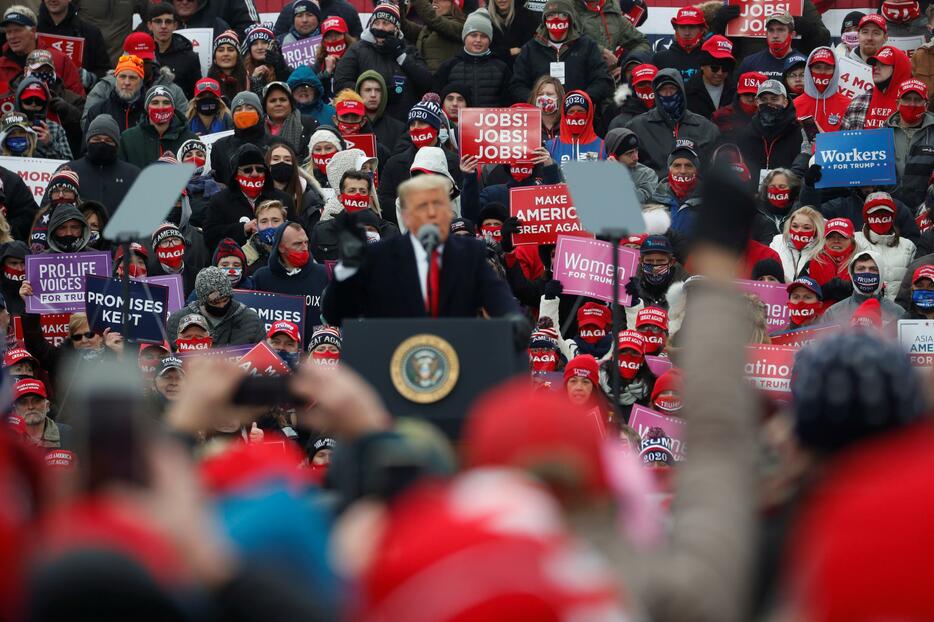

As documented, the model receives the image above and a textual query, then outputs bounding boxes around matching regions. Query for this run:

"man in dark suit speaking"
[322,174,521,324]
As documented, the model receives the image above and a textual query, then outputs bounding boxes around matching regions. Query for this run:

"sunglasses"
[708,65,730,74]
[71,331,97,342]
[238,165,265,175]
[21,97,45,106]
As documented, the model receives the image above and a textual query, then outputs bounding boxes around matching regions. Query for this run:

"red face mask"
[788,82,805,96]
[479,224,502,243]
[654,395,682,414]
[176,336,212,351]
[866,211,894,235]
[312,350,340,366]
[237,175,264,199]
[323,39,347,57]
[812,72,833,93]
[340,192,369,213]
[156,241,185,270]
[510,164,534,182]
[668,172,698,200]
[767,185,791,209]
[617,352,643,380]
[768,35,792,58]
[148,106,174,124]
[825,240,852,259]
[118,262,147,278]
[788,299,822,325]
[544,15,570,40]
[410,126,438,148]
[578,327,605,344]
[186,155,206,169]
[739,99,759,116]
[3,265,24,281]
[789,228,815,250]
[639,330,665,354]
[563,111,588,135]
[313,151,335,174]
[632,83,655,108]
[337,120,363,136]
[899,102,927,126]
[283,249,310,268]
[529,349,558,372]
[675,30,703,52]
[882,0,920,23]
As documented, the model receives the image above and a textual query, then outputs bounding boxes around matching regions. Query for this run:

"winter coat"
[489,4,539,68]
[310,209,399,263]
[736,48,806,81]
[71,0,148,64]
[273,0,363,39]
[287,66,335,129]
[184,170,223,228]
[143,193,210,293]
[605,90,652,134]
[792,47,852,133]
[0,43,83,102]
[14,77,72,160]
[209,122,270,185]
[0,163,38,240]
[803,188,922,246]
[0,240,26,315]
[685,72,736,119]
[36,2,111,81]
[117,113,198,169]
[888,112,934,207]
[355,70,406,153]
[841,46,914,130]
[267,109,318,162]
[378,142,462,224]
[400,0,466,72]
[853,230,916,301]
[712,100,753,134]
[155,33,202,99]
[83,85,145,134]
[167,299,264,347]
[769,232,822,282]
[433,50,512,108]
[629,161,659,203]
[625,68,720,176]
[203,144,294,250]
[62,155,140,217]
[509,0,614,107]
[751,199,794,245]
[333,31,433,124]
[252,224,330,326]
[731,105,802,182]
[807,248,854,288]
[170,0,253,38]
[822,248,907,326]
[82,66,188,129]
[572,0,648,56]
[651,41,705,84]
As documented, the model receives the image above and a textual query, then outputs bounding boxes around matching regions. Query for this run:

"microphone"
[416,223,441,255]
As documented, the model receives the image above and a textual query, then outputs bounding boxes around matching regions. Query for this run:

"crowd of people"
[0,0,933,618]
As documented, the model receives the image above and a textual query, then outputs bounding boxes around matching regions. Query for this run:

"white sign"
[836,54,873,100]
[888,35,925,54]
[0,155,66,201]
[177,28,213,77]
[200,129,234,167]
[898,319,934,367]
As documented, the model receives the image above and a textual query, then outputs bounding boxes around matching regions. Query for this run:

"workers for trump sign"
[726,0,803,38]
[553,235,640,306]
[459,107,542,164]
[25,251,111,314]
[510,184,589,246]
[814,129,897,188]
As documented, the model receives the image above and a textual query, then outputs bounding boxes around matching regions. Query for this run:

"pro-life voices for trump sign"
[459,107,542,164]
[510,184,590,245]
[814,128,897,189]
[553,235,640,306]
[25,252,111,314]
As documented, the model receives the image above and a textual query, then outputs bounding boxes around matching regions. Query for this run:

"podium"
[341,319,527,438]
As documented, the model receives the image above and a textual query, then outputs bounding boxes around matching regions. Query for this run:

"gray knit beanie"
[462,8,493,42]
[231,90,262,114]
[86,114,120,144]
[144,85,173,109]
[195,266,232,303]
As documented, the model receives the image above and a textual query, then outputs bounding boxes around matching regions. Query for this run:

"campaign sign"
[281,35,322,69]
[745,344,797,401]
[41,313,71,346]
[897,320,934,367]
[645,355,673,377]
[726,0,803,38]
[459,107,542,164]
[201,129,233,164]
[176,28,213,76]
[0,156,67,201]
[814,129,897,189]
[531,370,564,391]
[342,134,377,159]
[137,274,184,316]
[84,275,169,343]
[25,252,111,314]
[628,404,687,460]
[769,323,839,349]
[735,279,790,332]
[237,341,290,376]
[179,343,254,362]
[553,235,640,306]
[888,35,925,54]
[510,184,590,246]
[233,289,306,339]
[836,55,873,99]
[37,33,85,69]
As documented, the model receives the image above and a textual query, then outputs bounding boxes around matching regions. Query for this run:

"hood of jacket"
[652,68,686,122]
[0,240,26,263]
[322,148,368,220]
[287,65,325,101]
[15,76,50,112]
[847,247,885,297]
[559,89,598,144]
[803,46,842,100]
[535,0,582,47]
[47,203,91,253]
[356,70,388,119]
[878,45,914,98]
[267,222,316,277]
[411,146,459,198]
[226,143,274,192]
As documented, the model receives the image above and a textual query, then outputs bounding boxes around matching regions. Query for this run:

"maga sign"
[553,235,640,306]
[510,184,589,245]
[459,107,542,164]
[726,0,803,38]
[814,128,897,188]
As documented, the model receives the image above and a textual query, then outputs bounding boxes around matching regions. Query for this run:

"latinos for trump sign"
[726,0,803,38]
[510,184,589,246]
[897,320,934,367]
[459,107,542,164]
[745,344,797,401]
[553,235,640,306]
[84,275,169,343]
[25,252,111,314]
[233,289,306,340]
[814,128,897,189]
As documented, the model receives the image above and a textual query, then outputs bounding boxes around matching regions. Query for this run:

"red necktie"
[426,249,440,317]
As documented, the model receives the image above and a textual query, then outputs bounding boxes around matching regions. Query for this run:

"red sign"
[41,313,72,347]
[342,133,376,158]
[769,324,839,349]
[510,184,589,246]
[237,341,290,376]
[459,107,542,164]
[744,344,797,401]
[725,0,804,38]
[37,33,85,69]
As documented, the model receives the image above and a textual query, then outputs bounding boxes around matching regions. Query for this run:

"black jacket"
[155,33,202,99]
[433,50,512,107]
[377,141,461,224]
[273,0,363,38]
[651,42,705,84]
[166,299,264,347]
[84,88,144,134]
[175,0,251,37]
[0,241,27,316]
[798,186,922,246]
[732,107,803,182]
[252,223,331,326]
[490,5,540,69]
[322,233,520,325]
[0,164,39,241]
[510,30,613,107]
[371,113,407,155]
[309,209,399,263]
[37,3,111,81]
[685,73,737,120]
[62,155,140,217]
[209,123,270,184]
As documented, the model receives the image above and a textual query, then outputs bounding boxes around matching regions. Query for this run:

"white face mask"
[366,230,381,244]
[841,31,859,49]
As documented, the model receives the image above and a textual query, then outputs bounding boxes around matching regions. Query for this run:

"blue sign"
[814,128,897,189]
[85,275,169,344]
[233,289,306,341]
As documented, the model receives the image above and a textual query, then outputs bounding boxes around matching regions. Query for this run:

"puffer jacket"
[355,70,407,153]
[36,1,111,80]
[117,112,198,169]
[624,68,720,176]
[400,0,466,72]
[81,66,188,128]
[792,47,852,133]
[769,231,823,282]
[333,30,433,123]
[509,0,614,106]
[853,229,916,301]
[685,71,736,119]
[378,142,461,225]
[822,248,907,326]
[888,112,934,207]
[433,49,512,107]
[166,299,264,347]
[571,0,648,56]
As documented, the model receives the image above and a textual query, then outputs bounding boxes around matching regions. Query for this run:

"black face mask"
[370,28,393,40]
[197,98,219,116]
[53,234,81,252]
[204,299,232,317]
[270,162,293,183]
[757,104,785,130]
[86,141,117,165]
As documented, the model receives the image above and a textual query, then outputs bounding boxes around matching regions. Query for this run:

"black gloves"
[500,217,522,254]
[695,164,757,255]
[337,216,367,269]
[822,277,853,302]
[381,35,405,59]
[543,279,563,300]
[711,4,741,33]
[804,164,823,187]
[793,16,815,38]
[507,312,533,353]
[625,276,641,305]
